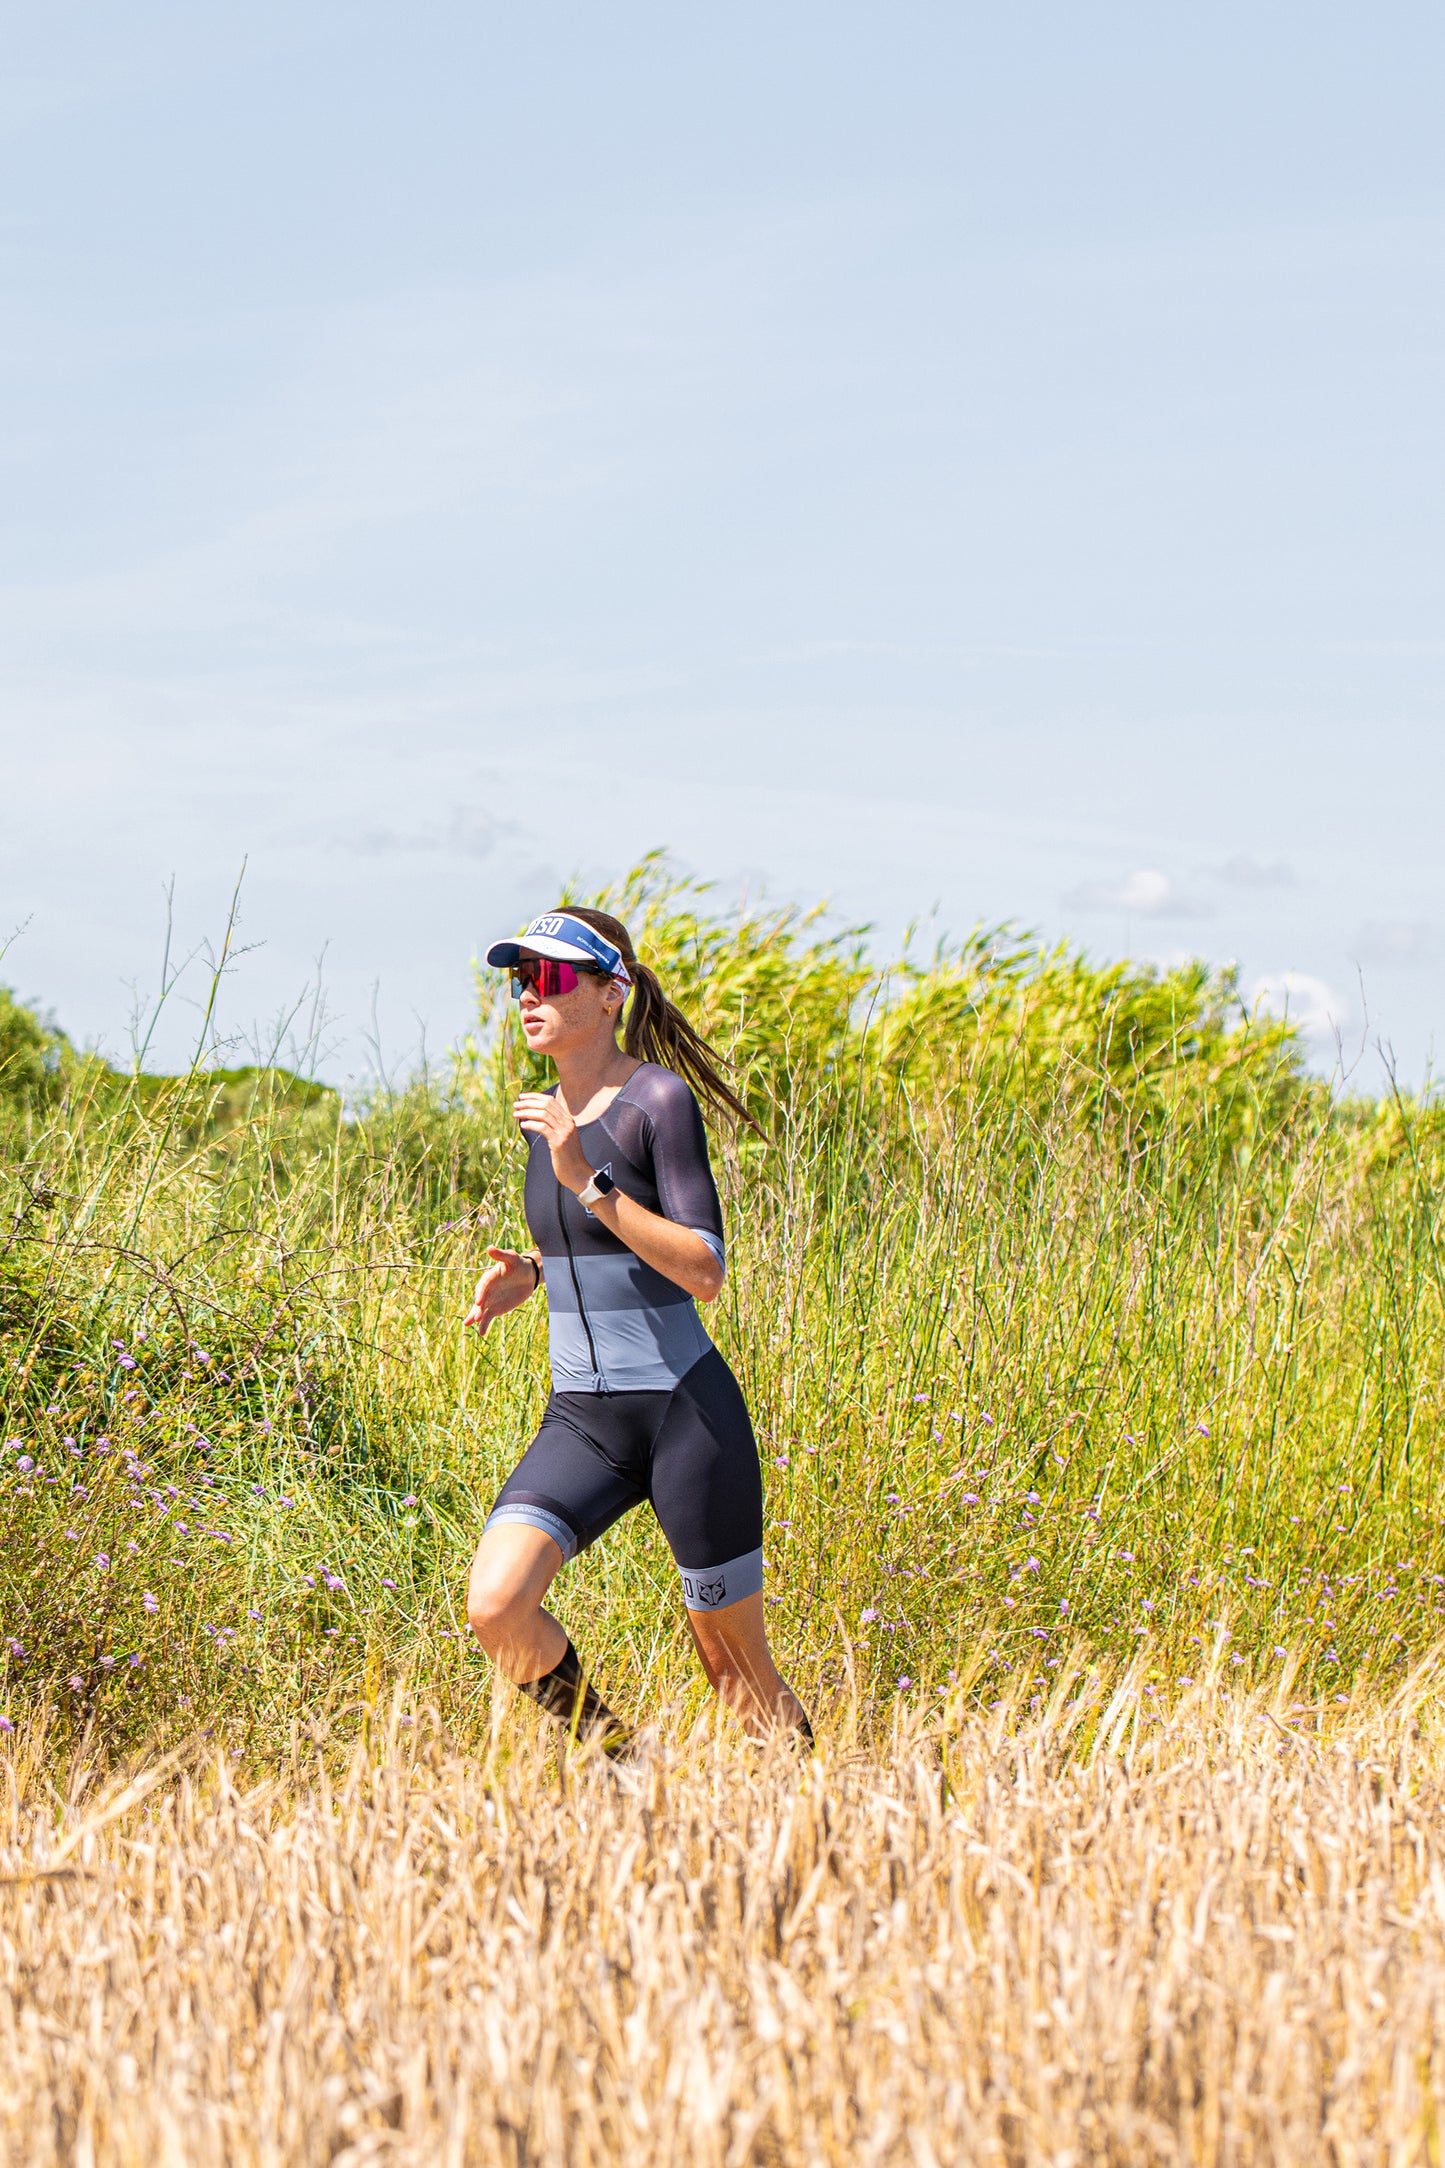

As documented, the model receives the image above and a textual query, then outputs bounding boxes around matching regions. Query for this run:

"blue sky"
[2,4,1442,1085]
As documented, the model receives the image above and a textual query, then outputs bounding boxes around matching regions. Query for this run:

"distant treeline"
[3,851,1433,1184]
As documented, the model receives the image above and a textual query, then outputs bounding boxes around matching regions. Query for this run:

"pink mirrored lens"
[511,957,581,999]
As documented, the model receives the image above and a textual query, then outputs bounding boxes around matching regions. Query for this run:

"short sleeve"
[629,1068,726,1260]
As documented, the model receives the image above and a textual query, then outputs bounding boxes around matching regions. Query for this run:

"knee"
[466,1573,529,1656]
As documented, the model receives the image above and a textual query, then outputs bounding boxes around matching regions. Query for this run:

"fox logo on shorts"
[697,1577,726,1606]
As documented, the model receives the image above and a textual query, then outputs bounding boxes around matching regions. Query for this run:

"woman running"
[463,906,810,1755]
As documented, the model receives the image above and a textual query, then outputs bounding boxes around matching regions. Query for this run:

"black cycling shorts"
[483,1347,764,1612]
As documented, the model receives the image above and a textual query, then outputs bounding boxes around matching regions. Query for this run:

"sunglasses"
[509,956,606,1000]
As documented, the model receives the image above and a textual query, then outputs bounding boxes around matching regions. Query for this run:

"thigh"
[485,1395,649,1561]
[467,1520,566,1616]
[648,1350,766,1615]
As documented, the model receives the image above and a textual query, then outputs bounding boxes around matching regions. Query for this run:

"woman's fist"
[513,1091,593,1193]
[463,1246,539,1335]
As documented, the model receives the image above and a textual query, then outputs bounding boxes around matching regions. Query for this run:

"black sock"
[793,1710,815,1752]
[516,1639,631,1754]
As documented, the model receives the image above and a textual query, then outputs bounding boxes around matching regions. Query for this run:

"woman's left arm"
[513,1091,725,1302]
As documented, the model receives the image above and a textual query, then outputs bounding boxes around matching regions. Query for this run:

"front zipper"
[556,1177,605,1390]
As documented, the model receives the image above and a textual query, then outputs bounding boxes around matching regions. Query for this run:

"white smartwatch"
[577,1168,617,1209]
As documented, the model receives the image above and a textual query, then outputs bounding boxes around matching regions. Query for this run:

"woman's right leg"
[467,1522,630,1748]
[468,1400,644,1749]
[465,1521,568,1683]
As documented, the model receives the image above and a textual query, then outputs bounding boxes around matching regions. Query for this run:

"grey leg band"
[484,1502,580,1561]
[678,1546,764,1614]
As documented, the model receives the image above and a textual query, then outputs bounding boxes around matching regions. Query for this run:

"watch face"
[582,1162,615,1210]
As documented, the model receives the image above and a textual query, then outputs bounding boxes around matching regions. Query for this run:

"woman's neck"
[552,1037,638,1121]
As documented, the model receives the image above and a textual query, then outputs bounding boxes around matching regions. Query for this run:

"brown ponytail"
[559,905,764,1136]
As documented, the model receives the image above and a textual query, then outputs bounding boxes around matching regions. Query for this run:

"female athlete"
[462,905,811,1755]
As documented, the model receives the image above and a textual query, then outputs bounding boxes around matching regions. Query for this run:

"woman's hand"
[513,1091,594,1193]
[512,1089,723,1304]
[463,1247,540,1336]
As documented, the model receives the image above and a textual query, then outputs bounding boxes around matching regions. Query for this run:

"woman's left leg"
[650,1350,812,1744]
[686,1592,811,1741]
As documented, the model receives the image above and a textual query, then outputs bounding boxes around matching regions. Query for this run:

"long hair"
[561,905,763,1136]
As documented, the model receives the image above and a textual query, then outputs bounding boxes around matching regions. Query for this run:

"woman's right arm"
[463,1245,542,1335]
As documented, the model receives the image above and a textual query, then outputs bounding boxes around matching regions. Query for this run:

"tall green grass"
[3,856,1445,1759]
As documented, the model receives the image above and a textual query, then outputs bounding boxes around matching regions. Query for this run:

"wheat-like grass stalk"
[4,1666,1445,2165]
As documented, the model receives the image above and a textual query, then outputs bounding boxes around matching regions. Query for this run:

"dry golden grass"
[6,1669,1445,2167]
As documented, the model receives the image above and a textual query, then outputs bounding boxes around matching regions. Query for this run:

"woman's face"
[517,957,620,1059]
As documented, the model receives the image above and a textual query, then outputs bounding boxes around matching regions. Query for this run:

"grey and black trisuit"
[484,1063,765,1613]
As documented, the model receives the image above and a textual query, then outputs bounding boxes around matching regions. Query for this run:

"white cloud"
[1063,867,1208,918]
[347,807,517,863]
[1217,853,1295,889]
[1244,970,1344,1044]
[1352,920,1436,965]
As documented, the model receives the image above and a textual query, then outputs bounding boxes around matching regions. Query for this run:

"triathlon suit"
[483,1062,765,1612]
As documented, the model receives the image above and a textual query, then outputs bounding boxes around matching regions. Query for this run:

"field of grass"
[8,1673,1445,2165]
[5,856,1445,2158]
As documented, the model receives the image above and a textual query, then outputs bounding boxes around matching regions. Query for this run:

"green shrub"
[5,855,1445,1763]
